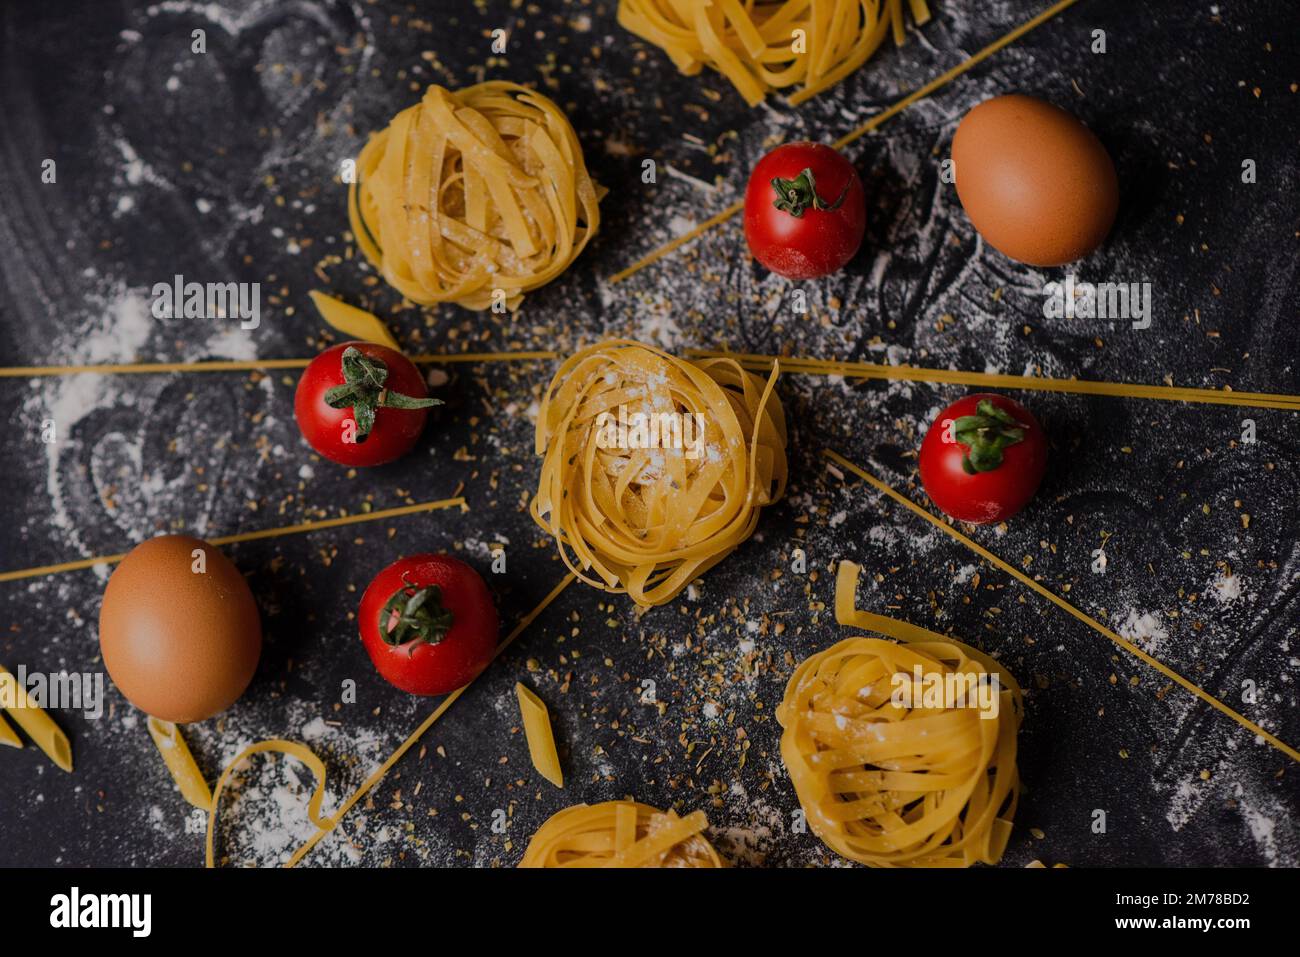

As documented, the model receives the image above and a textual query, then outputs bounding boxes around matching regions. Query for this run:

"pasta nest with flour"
[777,564,1024,867]
[531,340,787,607]
[618,0,931,106]
[348,81,602,311]
[519,800,723,868]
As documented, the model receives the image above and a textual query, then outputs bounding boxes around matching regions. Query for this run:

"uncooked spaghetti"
[618,0,931,106]
[530,340,787,607]
[349,81,601,311]
[519,800,723,867]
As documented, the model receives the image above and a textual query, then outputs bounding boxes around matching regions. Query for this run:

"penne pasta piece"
[0,664,72,772]
[308,291,401,351]
[515,682,563,788]
[147,717,213,811]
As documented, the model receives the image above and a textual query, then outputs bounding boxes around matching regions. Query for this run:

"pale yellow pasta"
[515,682,563,788]
[207,739,334,868]
[775,561,1023,867]
[530,339,787,607]
[147,717,213,811]
[0,664,71,772]
[618,0,931,106]
[349,81,601,311]
[308,291,400,350]
[519,800,723,867]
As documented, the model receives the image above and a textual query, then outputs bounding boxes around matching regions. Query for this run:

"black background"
[0,0,1297,868]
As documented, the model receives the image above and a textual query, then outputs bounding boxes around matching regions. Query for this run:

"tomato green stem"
[770,167,848,218]
[953,399,1027,474]
[322,346,441,441]
[380,577,455,649]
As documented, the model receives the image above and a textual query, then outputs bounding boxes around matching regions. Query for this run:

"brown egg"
[952,94,1119,266]
[99,535,261,724]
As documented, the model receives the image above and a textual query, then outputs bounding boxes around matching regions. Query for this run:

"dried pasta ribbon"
[774,560,1023,867]
[519,800,723,867]
[206,739,334,868]
[349,81,602,311]
[530,339,787,607]
[618,0,930,106]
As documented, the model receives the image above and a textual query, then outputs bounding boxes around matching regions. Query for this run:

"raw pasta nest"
[618,0,931,106]
[776,562,1024,867]
[519,800,723,868]
[777,636,1022,867]
[530,340,787,607]
[348,81,601,311]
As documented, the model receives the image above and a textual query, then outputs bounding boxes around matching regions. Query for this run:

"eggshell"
[99,535,261,724]
[952,94,1119,266]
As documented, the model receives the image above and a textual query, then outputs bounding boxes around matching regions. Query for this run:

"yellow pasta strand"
[349,82,601,311]
[206,740,334,868]
[519,800,723,867]
[686,349,1300,412]
[530,340,787,607]
[776,561,1023,867]
[147,717,213,811]
[618,0,929,106]
[823,448,1300,765]
[0,665,72,772]
[308,291,401,350]
[515,682,564,787]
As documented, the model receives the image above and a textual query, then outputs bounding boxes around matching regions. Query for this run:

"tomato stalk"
[323,346,441,441]
[770,167,849,218]
[380,577,455,651]
[953,399,1027,474]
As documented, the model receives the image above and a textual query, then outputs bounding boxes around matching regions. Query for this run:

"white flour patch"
[1207,570,1242,606]
[1115,607,1169,654]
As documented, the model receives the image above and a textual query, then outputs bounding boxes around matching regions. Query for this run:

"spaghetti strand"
[822,448,1300,765]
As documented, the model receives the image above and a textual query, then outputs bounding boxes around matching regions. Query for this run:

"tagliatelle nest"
[618,0,931,106]
[530,340,787,607]
[519,800,724,867]
[348,81,602,311]
[775,563,1024,868]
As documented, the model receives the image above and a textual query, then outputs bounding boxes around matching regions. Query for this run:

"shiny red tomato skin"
[918,393,1048,525]
[358,554,499,696]
[294,341,430,467]
[743,142,866,279]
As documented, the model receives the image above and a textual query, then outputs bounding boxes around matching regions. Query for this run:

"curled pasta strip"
[530,339,787,607]
[618,0,930,106]
[519,800,723,867]
[349,81,601,311]
[776,561,1023,867]
[205,739,334,868]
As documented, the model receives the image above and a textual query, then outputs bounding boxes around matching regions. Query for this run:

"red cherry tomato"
[743,142,866,279]
[358,554,499,696]
[294,341,438,467]
[918,393,1047,525]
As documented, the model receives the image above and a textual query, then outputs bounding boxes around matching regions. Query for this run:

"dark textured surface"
[0,0,1297,867]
